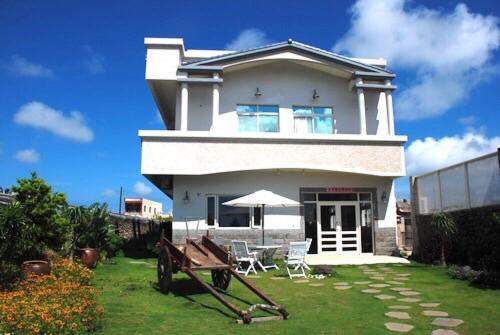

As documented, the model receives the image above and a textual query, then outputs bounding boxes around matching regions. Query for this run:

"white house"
[123,197,163,219]
[139,38,407,255]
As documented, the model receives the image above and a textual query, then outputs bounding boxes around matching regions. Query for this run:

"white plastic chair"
[304,238,312,271]
[284,241,308,279]
[231,240,259,276]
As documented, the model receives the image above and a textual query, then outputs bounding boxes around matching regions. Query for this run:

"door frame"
[317,201,361,255]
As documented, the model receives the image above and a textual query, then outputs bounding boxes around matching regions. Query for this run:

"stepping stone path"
[397,273,411,276]
[333,282,349,286]
[384,322,414,333]
[420,302,440,308]
[398,298,421,303]
[334,285,352,290]
[362,289,381,294]
[375,294,396,300]
[388,281,405,285]
[399,291,421,296]
[354,281,372,285]
[391,287,412,292]
[431,330,458,335]
[431,318,464,327]
[370,276,385,280]
[394,277,410,281]
[271,277,286,280]
[309,283,324,287]
[388,305,411,310]
[294,279,309,283]
[202,272,211,276]
[422,310,449,317]
[369,283,390,288]
[385,311,411,320]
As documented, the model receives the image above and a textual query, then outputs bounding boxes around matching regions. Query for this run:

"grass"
[94,257,500,334]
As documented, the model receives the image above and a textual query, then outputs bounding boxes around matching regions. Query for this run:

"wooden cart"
[157,229,289,324]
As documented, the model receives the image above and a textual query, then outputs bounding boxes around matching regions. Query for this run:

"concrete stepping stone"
[393,264,405,267]
[388,281,405,285]
[398,298,421,303]
[391,287,412,292]
[379,267,392,271]
[431,318,464,327]
[388,305,411,310]
[394,277,410,281]
[385,311,411,320]
[309,283,324,287]
[420,302,440,308]
[431,330,458,335]
[397,273,411,276]
[369,283,390,288]
[271,277,286,280]
[370,276,385,280]
[334,285,352,290]
[422,310,449,317]
[399,291,421,296]
[246,275,261,279]
[375,294,396,300]
[354,281,372,285]
[201,272,211,276]
[384,322,414,333]
[294,279,309,283]
[333,282,349,286]
[362,289,381,294]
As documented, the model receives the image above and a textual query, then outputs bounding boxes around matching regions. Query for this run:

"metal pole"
[118,186,123,214]
[261,204,265,245]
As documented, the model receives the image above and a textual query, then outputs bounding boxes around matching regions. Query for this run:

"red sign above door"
[326,187,353,193]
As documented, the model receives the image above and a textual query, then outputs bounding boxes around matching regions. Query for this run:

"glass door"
[317,202,360,254]
[317,204,338,253]
[338,203,360,254]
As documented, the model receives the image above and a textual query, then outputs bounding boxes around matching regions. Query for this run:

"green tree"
[430,212,456,266]
[65,205,90,260]
[11,172,69,254]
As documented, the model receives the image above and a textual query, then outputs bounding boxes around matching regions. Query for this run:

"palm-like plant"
[430,213,456,266]
[66,205,90,259]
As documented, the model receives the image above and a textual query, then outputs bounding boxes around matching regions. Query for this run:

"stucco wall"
[171,170,397,231]
[176,61,388,135]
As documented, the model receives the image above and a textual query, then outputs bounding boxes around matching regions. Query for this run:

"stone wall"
[374,227,397,255]
[110,215,159,240]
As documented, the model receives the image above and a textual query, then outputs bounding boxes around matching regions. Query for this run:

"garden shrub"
[448,265,481,281]
[0,261,103,334]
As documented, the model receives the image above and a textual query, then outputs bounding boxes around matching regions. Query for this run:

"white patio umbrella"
[222,190,301,245]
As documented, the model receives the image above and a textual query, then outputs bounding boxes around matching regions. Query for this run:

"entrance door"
[317,202,360,254]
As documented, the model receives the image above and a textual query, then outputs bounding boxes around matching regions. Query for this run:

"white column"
[356,78,367,135]
[211,73,220,131]
[385,80,395,135]
[180,83,188,131]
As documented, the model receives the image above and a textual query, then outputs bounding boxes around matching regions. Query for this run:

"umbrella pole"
[261,204,265,245]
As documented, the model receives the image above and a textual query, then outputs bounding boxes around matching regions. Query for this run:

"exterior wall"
[140,133,406,177]
[176,61,388,135]
[124,198,163,219]
[170,170,397,254]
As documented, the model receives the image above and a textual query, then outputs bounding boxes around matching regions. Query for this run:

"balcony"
[140,130,407,178]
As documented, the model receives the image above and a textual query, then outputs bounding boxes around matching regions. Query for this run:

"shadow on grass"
[151,276,258,321]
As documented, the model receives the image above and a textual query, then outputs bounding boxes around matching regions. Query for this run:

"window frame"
[292,105,335,134]
[206,194,262,230]
[236,104,280,133]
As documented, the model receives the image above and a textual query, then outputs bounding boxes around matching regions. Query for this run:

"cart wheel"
[157,247,172,294]
[211,269,231,290]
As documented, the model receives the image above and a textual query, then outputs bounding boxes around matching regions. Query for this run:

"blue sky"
[1,0,499,213]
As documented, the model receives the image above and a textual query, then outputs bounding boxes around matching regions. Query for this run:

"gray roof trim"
[353,71,396,80]
[177,77,224,84]
[184,40,393,75]
[177,65,224,74]
[355,83,397,91]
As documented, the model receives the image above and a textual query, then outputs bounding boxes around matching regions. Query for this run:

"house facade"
[123,197,163,219]
[140,38,407,255]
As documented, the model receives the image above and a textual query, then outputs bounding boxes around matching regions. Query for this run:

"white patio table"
[250,245,282,271]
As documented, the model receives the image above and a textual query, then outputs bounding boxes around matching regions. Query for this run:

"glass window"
[253,207,261,227]
[293,106,333,134]
[318,193,357,201]
[207,196,215,226]
[237,104,279,133]
[303,193,316,202]
[218,195,250,227]
[359,193,372,201]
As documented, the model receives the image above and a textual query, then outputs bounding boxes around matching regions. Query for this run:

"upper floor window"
[293,106,333,134]
[237,104,279,133]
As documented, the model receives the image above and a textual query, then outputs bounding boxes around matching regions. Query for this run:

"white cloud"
[14,101,94,143]
[457,116,476,125]
[226,29,271,51]
[83,45,105,74]
[334,0,500,120]
[405,132,500,176]
[133,182,152,196]
[6,55,54,78]
[102,188,116,197]
[14,149,40,163]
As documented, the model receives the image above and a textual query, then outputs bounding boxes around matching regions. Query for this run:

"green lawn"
[94,257,500,334]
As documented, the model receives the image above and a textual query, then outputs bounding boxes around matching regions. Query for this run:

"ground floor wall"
[170,170,398,255]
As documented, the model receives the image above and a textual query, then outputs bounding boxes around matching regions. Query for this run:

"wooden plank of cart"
[157,225,289,324]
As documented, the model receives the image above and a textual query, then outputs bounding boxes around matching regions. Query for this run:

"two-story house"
[139,38,407,255]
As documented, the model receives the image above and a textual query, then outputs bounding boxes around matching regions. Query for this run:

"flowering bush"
[0,261,104,334]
